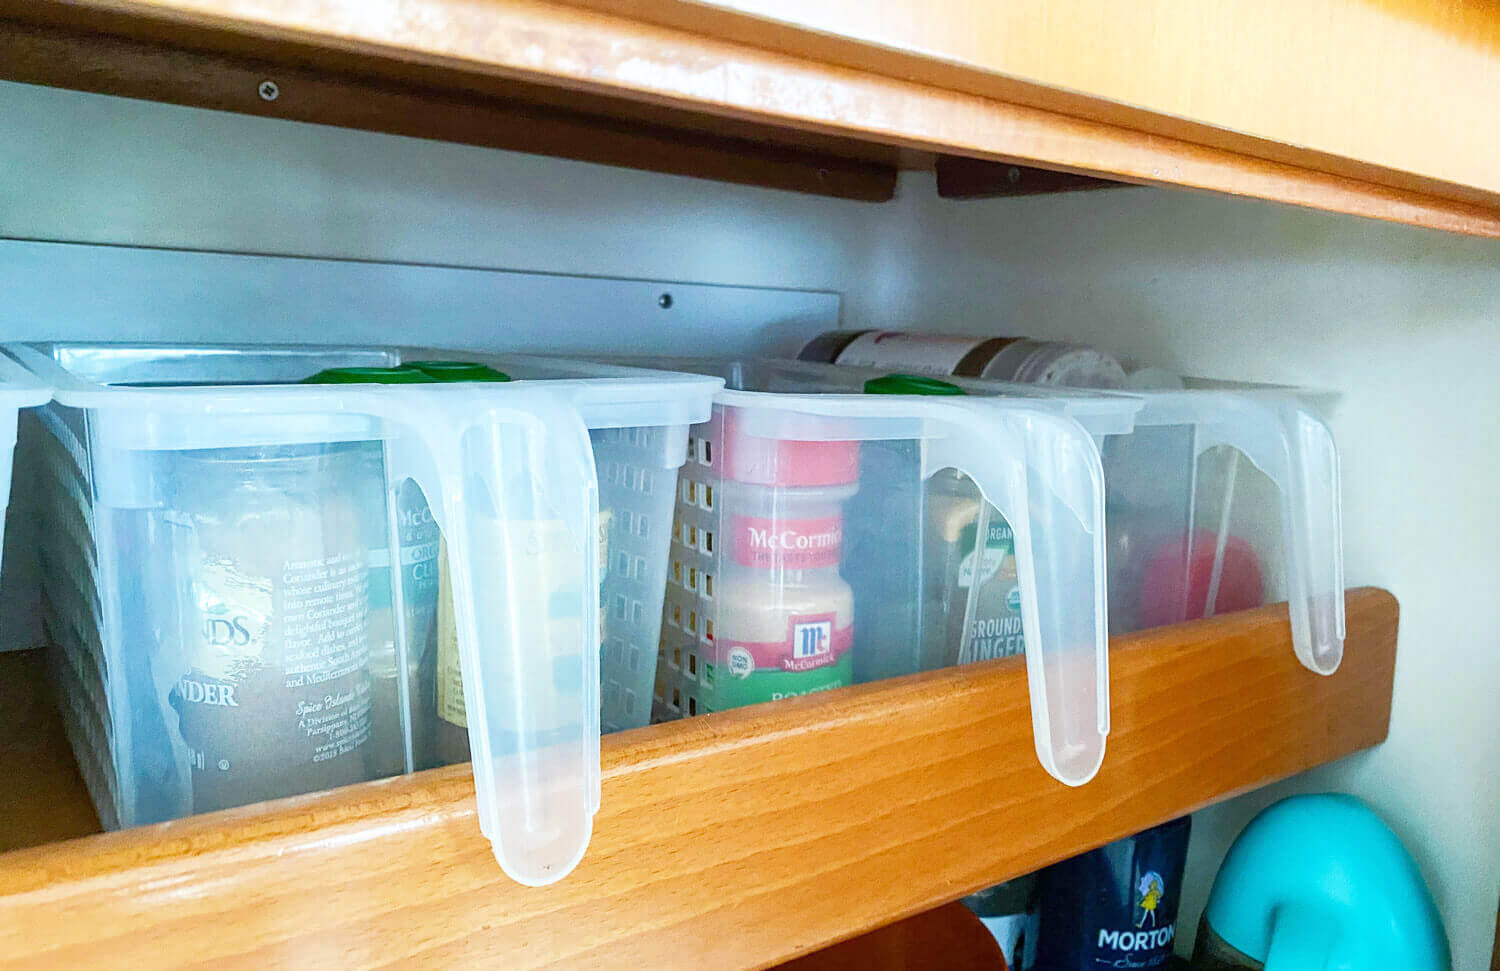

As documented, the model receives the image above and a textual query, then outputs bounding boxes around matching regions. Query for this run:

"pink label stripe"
[717,616,853,671]
[731,514,843,569]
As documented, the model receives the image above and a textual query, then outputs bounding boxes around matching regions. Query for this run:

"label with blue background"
[1031,816,1192,969]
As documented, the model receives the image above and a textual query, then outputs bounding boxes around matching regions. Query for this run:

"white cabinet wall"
[3,77,1497,968]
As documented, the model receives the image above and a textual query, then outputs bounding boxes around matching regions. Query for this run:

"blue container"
[1032,815,1192,969]
[1193,794,1449,970]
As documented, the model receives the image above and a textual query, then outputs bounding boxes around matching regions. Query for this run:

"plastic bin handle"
[1198,397,1345,675]
[924,400,1110,787]
[378,385,601,886]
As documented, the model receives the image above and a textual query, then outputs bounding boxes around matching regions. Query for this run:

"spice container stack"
[660,411,860,713]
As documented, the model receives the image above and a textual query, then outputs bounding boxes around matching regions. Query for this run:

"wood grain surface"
[776,902,1005,971]
[0,15,897,201]
[573,0,1500,200]
[0,589,1397,969]
[4,2,1500,236]
[936,157,1126,199]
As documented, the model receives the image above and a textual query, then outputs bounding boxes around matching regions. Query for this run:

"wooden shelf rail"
[0,588,1398,969]
[3,3,1500,234]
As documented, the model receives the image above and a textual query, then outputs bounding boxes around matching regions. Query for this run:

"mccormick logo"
[720,615,850,676]
[792,620,832,660]
[1095,871,1176,954]
[732,515,842,569]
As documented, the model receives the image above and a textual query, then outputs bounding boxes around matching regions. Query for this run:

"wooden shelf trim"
[568,0,1500,203]
[0,14,898,202]
[0,589,1397,969]
[6,2,1500,235]
[779,902,1006,971]
[936,156,1128,199]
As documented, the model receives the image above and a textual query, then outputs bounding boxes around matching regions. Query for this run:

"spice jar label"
[730,514,843,569]
[712,611,853,707]
[958,518,1013,589]
[174,543,375,812]
[436,520,589,745]
[831,331,1002,375]
[435,536,466,730]
[958,516,1025,662]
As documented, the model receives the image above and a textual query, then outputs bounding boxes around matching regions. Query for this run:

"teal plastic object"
[1202,793,1450,970]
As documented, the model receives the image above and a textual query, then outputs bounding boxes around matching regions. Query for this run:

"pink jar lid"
[721,410,860,488]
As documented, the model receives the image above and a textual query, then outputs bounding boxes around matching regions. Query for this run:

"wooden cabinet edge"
[0,589,1397,969]
[0,15,898,201]
[5,3,1500,235]
[551,0,1500,207]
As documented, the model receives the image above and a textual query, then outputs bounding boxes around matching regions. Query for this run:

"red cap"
[1139,532,1263,628]
[720,409,860,488]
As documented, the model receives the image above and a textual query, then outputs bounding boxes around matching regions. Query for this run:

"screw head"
[1007,166,1022,183]
[657,293,674,309]
[258,80,280,102]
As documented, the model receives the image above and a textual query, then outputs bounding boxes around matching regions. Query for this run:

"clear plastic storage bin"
[640,360,1111,788]
[9,343,717,886]
[1045,379,1344,673]
[814,360,1346,675]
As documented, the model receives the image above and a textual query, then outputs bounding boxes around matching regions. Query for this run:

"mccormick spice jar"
[708,416,860,708]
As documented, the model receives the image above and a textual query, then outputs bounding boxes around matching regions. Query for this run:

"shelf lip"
[7,2,1500,235]
[0,588,1397,969]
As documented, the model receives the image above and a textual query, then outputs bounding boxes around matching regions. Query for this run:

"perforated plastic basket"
[0,351,51,562]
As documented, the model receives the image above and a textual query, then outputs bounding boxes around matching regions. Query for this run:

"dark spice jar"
[167,442,388,813]
[1030,816,1193,970]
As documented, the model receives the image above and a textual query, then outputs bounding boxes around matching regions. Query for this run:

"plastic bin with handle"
[1091,380,1344,673]
[638,359,1111,789]
[9,342,718,887]
[813,358,1345,675]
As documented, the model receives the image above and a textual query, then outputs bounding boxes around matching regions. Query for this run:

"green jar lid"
[302,366,438,384]
[404,360,512,383]
[863,373,967,396]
